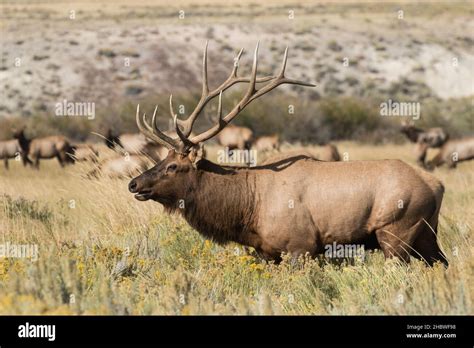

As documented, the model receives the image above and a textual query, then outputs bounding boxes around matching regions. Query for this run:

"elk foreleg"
[414,142,429,168]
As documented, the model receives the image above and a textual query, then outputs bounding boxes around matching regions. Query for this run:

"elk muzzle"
[128,174,154,201]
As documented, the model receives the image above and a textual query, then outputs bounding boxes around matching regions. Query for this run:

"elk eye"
[166,163,178,173]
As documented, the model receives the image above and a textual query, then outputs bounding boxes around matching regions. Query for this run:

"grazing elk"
[128,43,447,266]
[254,134,280,153]
[0,137,31,169]
[13,129,73,169]
[400,121,449,167]
[427,137,474,170]
[104,129,166,162]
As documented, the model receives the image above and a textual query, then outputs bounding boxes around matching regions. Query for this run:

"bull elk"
[13,129,73,169]
[400,120,449,167]
[128,43,447,266]
[427,137,474,170]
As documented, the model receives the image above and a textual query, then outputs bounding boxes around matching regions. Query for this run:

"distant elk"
[313,143,340,162]
[104,129,167,162]
[217,125,253,151]
[254,134,280,153]
[68,143,99,163]
[128,43,447,266]
[427,137,474,170]
[13,129,73,169]
[400,120,449,167]
[0,134,31,169]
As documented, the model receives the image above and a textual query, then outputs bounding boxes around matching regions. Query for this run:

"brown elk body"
[0,139,30,169]
[14,130,72,169]
[427,137,474,169]
[128,44,447,266]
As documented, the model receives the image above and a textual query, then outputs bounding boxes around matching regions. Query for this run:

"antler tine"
[247,46,315,102]
[151,105,159,130]
[135,104,179,150]
[230,48,244,78]
[278,46,288,78]
[202,41,209,96]
[217,91,223,120]
[243,41,259,99]
[169,94,176,119]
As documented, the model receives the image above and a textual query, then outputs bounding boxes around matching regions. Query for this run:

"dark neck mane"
[402,126,424,143]
[170,159,258,246]
[17,133,31,152]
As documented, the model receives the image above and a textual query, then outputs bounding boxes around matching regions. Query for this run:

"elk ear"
[188,145,205,167]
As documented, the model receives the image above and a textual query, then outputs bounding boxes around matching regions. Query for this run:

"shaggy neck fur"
[166,159,259,246]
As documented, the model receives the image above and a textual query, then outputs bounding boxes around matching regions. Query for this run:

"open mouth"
[134,190,153,201]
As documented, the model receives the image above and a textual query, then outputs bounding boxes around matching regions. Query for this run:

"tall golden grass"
[0,142,472,314]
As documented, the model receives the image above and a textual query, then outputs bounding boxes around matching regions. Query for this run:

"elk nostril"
[128,179,138,193]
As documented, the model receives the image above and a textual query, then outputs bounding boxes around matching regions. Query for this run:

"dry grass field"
[0,143,472,315]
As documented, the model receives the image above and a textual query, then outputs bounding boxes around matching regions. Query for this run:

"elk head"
[128,42,314,207]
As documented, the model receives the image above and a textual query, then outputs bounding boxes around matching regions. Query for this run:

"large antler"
[185,43,315,146]
[172,42,275,138]
[136,42,315,153]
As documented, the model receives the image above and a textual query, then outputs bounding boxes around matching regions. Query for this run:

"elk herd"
[1,43,472,267]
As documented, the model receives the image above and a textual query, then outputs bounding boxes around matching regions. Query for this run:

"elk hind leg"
[412,222,448,267]
[375,221,425,263]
